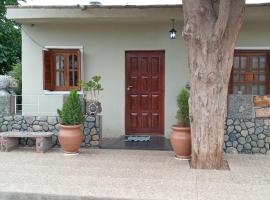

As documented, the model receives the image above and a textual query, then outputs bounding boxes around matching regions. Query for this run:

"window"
[229,50,269,95]
[43,49,81,91]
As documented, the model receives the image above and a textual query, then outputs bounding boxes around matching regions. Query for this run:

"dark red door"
[125,51,165,135]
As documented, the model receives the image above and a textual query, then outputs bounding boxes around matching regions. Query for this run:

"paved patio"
[0,148,269,200]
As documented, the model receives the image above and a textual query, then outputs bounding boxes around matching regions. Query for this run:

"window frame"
[43,46,83,93]
[229,50,270,95]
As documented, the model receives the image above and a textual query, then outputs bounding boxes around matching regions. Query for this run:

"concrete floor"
[0,148,269,200]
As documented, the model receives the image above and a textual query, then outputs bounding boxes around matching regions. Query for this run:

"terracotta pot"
[170,125,191,160]
[58,124,84,154]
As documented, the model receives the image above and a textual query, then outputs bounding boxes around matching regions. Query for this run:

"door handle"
[127,86,133,91]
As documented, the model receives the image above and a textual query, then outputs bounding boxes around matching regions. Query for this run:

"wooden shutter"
[43,50,54,90]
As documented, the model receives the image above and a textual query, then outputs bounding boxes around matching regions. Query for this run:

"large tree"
[0,0,22,75]
[182,0,246,169]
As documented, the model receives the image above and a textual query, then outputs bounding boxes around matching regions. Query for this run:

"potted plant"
[170,88,191,160]
[57,90,85,154]
[80,75,104,115]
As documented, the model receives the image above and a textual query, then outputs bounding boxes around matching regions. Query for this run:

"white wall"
[22,22,188,138]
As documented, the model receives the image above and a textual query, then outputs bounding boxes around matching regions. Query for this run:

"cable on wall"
[21,25,48,50]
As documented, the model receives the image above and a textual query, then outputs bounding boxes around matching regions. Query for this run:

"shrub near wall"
[0,115,101,147]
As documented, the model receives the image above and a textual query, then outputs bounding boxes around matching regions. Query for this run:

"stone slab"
[0,132,53,138]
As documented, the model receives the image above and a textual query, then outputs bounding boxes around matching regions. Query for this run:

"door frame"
[125,50,165,135]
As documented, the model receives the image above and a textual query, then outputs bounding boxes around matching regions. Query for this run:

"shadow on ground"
[0,192,135,200]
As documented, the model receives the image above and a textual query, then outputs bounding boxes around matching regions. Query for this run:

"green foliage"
[0,0,23,74]
[176,88,190,127]
[57,90,85,125]
[80,75,104,92]
[8,62,21,95]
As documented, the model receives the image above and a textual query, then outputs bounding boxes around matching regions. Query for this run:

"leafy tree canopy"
[0,0,22,74]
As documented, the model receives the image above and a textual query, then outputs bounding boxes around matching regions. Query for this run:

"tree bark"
[182,0,246,169]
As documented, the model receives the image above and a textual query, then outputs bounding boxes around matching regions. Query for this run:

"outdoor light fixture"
[169,19,177,39]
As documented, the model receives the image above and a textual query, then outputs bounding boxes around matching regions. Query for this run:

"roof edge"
[6,4,183,9]
[6,3,270,9]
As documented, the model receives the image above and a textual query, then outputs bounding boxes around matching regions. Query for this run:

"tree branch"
[213,0,230,39]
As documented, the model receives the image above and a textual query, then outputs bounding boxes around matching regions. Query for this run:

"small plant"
[57,90,85,125]
[80,75,104,101]
[176,88,190,127]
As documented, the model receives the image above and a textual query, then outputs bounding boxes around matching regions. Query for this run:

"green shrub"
[57,90,85,125]
[176,88,190,127]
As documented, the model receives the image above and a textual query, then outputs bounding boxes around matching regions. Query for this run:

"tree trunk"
[182,0,246,169]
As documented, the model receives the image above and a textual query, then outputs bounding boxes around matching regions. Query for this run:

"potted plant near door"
[170,88,191,160]
[57,90,85,154]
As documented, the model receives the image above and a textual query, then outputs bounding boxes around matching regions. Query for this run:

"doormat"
[125,136,151,142]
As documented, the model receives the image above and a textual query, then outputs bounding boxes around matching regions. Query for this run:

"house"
[5,4,270,152]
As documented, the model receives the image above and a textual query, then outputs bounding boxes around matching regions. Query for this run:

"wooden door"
[125,51,165,135]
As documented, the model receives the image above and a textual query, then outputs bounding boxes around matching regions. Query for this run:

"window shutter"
[43,50,54,90]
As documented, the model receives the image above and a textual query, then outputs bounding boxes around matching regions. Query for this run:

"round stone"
[90,128,97,136]
[265,137,270,143]
[248,128,255,135]
[246,135,252,142]
[90,141,99,146]
[49,125,55,131]
[21,123,27,130]
[226,147,238,154]
[24,116,35,124]
[265,143,270,150]
[255,119,264,127]
[227,126,234,134]
[252,148,260,153]
[224,134,229,142]
[235,125,241,132]
[238,137,246,145]
[260,148,267,154]
[1,125,7,131]
[264,119,270,126]
[12,124,21,130]
[32,125,42,132]
[227,119,233,126]
[85,135,91,143]
[257,140,265,148]
[258,134,266,140]
[84,128,90,135]
[229,133,237,141]
[234,119,240,125]
[240,122,246,129]
[42,124,49,131]
[92,135,99,141]
[86,116,95,122]
[241,130,248,137]
[255,127,264,135]
[226,141,232,147]
[251,141,257,147]
[48,117,58,125]
[237,145,243,152]
[233,141,238,148]
[245,122,254,129]
[244,143,252,150]
[251,134,258,141]
[14,115,23,121]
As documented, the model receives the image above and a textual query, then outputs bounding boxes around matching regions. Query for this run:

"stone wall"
[0,115,101,147]
[224,118,270,154]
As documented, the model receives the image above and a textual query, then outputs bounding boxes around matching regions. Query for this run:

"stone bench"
[0,132,53,153]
